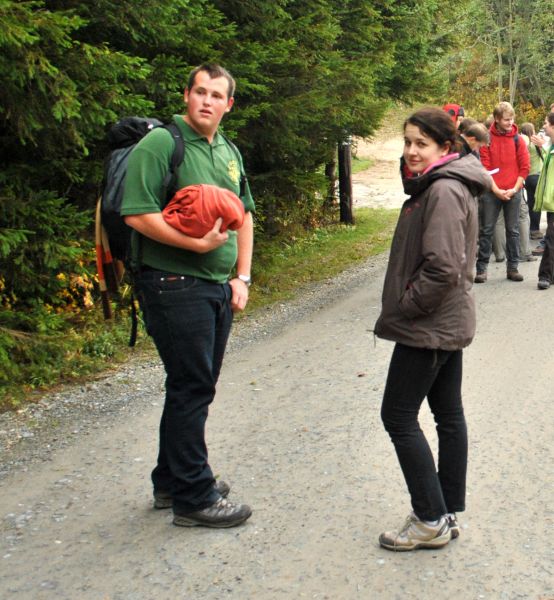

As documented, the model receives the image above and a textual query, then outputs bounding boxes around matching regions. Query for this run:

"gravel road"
[1,135,553,600]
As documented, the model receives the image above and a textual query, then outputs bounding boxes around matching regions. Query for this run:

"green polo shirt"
[121,115,255,282]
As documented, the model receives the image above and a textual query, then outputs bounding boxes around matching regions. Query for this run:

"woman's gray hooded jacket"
[374,153,492,351]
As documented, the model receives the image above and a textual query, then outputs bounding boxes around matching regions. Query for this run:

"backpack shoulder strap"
[164,122,185,171]
[161,122,186,205]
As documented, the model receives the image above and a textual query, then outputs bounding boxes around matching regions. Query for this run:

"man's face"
[495,113,514,134]
[184,71,234,138]
[544,118,554,140]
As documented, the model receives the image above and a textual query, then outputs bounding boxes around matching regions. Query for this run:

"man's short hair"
[187,63,236,99]
[464,123,490,144]
[547,112,554,126]
[493,101,515,120]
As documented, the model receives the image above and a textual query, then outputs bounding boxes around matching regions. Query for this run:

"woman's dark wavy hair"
[404,107,461,152]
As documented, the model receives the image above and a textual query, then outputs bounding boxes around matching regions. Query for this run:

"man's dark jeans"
[381,344,467,521]
[477,190,521,273]
[136,270,233,514]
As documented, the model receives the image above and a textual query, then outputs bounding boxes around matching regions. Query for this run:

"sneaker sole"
[173,511,251,528]
[379,531,451,552]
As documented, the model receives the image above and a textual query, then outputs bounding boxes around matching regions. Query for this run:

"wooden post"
[338,137,354,224]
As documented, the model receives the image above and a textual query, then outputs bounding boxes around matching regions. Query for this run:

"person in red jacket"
[475,101,530,282]
[442,103,465,129]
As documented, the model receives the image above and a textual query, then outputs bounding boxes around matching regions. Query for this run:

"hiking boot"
[530,230,543,240]
[532,246,545,256]
[538,279,551,290]
[173,496,252,528]
[153,479,230,509]
[446,513,460,539]
[523,255,538,262]
[507,270,524,282]
[379,512,451,552]
[474,271,487,284]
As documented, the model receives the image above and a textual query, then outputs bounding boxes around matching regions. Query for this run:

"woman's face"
[403,123,450,174]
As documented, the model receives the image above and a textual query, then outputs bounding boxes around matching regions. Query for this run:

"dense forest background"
[1,0,553,393]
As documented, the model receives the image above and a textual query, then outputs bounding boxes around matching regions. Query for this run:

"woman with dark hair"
[520,122,544,238]
[374,107,492,551]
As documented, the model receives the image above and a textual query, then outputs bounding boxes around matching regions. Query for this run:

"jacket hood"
[401,154,492,198]
[490,122,519,138]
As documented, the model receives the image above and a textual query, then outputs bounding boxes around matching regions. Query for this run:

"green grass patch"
[351,156,374,174]
[0,307,155,412]
[246,207,398,313]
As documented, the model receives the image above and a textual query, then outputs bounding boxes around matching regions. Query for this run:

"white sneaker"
[379,512,451,551]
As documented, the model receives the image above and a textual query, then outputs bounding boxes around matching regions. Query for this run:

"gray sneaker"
[153,479,230,509]
[173,497,252,528]
[538,279,551,290]
[446,513,460,539]
[379,512,451,552]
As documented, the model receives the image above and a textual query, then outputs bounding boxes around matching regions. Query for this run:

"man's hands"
[229,277,249,312]
[198,218,228,253]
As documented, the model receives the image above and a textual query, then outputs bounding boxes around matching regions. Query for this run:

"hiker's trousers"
[380,343,467,521]
[476,190,521,273]
[538,220,554,283]
[136,270,233,513]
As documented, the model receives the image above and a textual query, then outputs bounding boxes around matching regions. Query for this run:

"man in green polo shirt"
[121,64,254,528]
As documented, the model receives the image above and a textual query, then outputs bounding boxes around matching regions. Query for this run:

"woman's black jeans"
[381,343,467,521]
[135,270,233,514]
[526,173,541,232]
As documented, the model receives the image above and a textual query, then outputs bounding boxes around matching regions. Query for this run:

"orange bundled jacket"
[162,184,245,237]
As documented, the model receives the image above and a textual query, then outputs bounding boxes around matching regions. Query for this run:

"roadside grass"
[0,206,398,412]
[247,207,397,313]
[352,156,373,174]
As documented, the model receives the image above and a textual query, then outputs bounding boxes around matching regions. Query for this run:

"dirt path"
[1,139,553,600]
[352,134,407,209]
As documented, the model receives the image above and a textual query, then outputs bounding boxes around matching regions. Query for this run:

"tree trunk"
[338,139,354,225]
[496,30,503,102]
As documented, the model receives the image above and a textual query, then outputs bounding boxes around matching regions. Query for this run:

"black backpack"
[95,116,184,326]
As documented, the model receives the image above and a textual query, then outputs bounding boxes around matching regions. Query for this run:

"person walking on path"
[121,64,255,528]
[374,107,492,551]
[534,112,554,290]
[475,101,530,283]
[521,122,545,238]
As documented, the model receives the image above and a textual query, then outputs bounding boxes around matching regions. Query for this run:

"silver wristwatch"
[237,274,251,286]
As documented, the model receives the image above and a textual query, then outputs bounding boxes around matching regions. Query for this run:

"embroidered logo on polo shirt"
[228,160,240,185]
